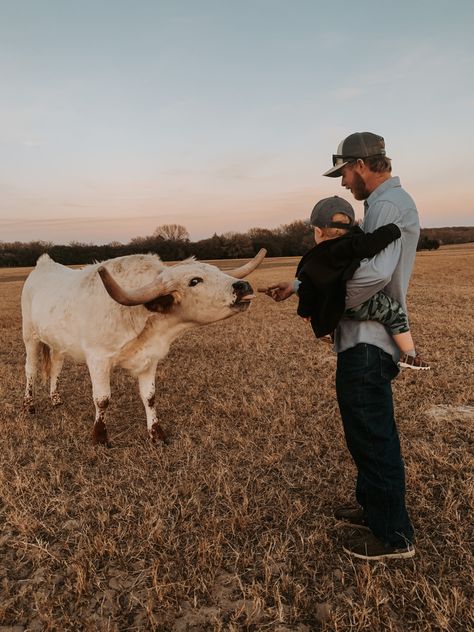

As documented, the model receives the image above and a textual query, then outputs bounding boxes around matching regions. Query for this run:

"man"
[268,132,418,560]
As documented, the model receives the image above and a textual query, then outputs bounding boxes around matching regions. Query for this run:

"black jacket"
[296,223,401,338]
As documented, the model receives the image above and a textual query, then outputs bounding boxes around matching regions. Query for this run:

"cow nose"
[232,280,253,296]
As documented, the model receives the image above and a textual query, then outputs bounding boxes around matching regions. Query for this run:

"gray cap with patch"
[323,132,388,177]
[308,196,355,228]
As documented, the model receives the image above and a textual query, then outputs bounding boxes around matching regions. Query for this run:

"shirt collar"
[364,176,401,211]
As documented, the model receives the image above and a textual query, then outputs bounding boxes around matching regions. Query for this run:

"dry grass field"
[0,245,473,632]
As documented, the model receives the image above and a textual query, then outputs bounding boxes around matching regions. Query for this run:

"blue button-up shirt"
[334,176,420,360]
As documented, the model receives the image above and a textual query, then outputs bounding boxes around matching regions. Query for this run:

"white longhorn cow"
[21,250,266,445]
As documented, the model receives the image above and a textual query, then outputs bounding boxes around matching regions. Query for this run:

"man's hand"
[258,281,295,302]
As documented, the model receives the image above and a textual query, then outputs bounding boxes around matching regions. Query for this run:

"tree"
[153,224,190,242]
[279,220,313,255]
[221,232,254,259]
[417,236,440,251]
[248,227,283,257]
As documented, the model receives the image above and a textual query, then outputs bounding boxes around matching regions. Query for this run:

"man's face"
[341,162,370,200]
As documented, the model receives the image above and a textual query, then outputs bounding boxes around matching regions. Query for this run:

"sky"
[1,0,473,245]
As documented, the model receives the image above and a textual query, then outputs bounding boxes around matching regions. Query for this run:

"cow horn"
[98,266,173,306]
[225,248,267,279]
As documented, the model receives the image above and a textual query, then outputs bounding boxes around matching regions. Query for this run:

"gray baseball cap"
[323,132,388,177]
[308,196,355,228]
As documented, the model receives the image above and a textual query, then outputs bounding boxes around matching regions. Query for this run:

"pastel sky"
[1,0,473,244]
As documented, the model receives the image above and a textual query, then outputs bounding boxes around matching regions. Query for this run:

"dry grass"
[0,246,473,631]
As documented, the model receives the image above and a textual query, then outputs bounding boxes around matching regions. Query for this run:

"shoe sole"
[342,544,416,560]
[398,363,430,370]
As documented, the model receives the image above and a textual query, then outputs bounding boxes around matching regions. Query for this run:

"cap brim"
[322,161,350,177]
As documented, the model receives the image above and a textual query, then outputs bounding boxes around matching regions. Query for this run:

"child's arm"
[331,223,401,261]
[296,276,318,318]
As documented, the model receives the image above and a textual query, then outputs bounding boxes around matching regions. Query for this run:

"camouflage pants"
[345,290,409,335]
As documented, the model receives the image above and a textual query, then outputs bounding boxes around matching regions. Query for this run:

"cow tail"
[40,342,51,383]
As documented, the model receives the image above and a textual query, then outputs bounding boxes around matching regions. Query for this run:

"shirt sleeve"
[345,200,403,309]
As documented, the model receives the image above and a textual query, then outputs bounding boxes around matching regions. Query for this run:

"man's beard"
[351,172,370,200]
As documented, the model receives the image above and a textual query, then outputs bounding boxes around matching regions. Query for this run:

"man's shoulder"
[366,180,419,231]
[371,178,417,211]
[378,189,416,210]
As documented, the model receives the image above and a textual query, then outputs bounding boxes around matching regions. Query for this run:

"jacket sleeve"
[296,277,318,317]
[331,223,401,261]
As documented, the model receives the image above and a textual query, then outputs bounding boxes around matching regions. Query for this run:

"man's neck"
[366,172,391,196]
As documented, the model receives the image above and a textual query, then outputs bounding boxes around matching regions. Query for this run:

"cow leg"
[87,359,112,446]
[23,337,40,413]
[137,365,167,444]
[49,351,64,406]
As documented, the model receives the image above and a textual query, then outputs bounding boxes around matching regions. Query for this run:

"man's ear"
[354,158,366,173]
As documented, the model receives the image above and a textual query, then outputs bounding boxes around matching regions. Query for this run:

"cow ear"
[145,291,181,313]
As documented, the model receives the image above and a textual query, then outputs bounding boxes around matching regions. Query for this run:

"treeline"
[1,223,472,267]
[417,235,440,251]
[0,222,314,267]
[416,226,474,251]
[419,226,474,245]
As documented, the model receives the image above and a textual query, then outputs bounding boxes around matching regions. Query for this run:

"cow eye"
[189,277,203,287]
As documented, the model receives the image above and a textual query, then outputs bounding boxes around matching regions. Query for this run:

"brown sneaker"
[334,505,371,531]
[320,334,333,345]
[398,353,430,370]
[343,532,415,560]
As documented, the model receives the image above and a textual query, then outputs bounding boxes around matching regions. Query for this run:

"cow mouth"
[231,293,256,309]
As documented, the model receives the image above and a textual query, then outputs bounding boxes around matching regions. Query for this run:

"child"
[295,196,429,370]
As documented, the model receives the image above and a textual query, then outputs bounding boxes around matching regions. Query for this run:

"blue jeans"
[336,343,414,547]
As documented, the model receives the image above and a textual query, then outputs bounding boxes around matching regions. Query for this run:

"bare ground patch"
[426,405,474,421]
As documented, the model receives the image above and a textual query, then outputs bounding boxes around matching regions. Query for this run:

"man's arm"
[345,201,403,309]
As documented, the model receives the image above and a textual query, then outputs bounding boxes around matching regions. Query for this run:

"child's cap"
[307,196,355,228]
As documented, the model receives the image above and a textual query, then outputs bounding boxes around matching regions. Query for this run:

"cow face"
[98,249,265,324]
[150,261,256,324]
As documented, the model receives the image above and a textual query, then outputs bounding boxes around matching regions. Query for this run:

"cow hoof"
[92,437,109,446]
[92,421,109,446]
[150,423,168,444]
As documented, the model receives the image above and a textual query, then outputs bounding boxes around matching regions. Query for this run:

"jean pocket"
[379,349,399,381]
